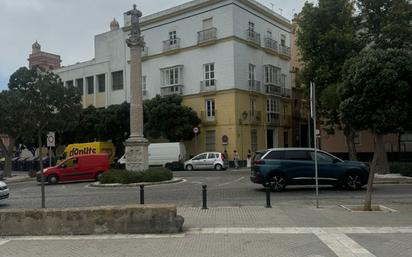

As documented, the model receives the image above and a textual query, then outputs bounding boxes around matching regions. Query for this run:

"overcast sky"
[0,0,312,90]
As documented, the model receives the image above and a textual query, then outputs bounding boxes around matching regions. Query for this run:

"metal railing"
[198,28,217,44]
[201,110,217,124]
[279,45,291,57]
[246,29,261,46]
[200,80,217,92]
[264,38,278,53]
[248,80,261,92]
[160,85,183,96]
[163,38,181,52]
[265,84,282,96]
[267,113,280,125]
[249,110,262,123]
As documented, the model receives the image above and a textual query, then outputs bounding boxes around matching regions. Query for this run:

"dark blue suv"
[250,148,369,191]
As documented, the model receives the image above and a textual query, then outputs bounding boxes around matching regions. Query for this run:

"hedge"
[100,167,173,184]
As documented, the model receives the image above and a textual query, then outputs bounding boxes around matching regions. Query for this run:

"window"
[203,18,213,30]
[251,129,258,152]
[112,71,123,90]
[284,150,310,161]
[206,99,215,120]
[249,64,255,81]
[280,74,286,88]
[206,130,216,151]
[169,31,177,45]
[284,131,289,147]
[97,74,105,92]
[203,63,215,87]
[250,98,256,115]
[76,78,83,95]
[266,30,272,39]
[264,65,281,85]
[265,150,284,160]
[207,153,217,159]
[309,151,335,163]
[267,98,280,122]
[161,66,183,86]
[142,75,147,95]
[248,21,255,32]
[193,153,207,160]
[66,80,73,87]
[281,34,286,46]
[87,76,94,94]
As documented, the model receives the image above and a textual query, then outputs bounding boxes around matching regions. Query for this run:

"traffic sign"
[193,127,199,134]
[47,132,55,147]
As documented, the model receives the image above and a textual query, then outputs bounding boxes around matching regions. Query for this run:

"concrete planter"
[0,204,184,236]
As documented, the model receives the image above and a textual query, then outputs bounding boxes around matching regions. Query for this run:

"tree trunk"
[0,136,14,178]
[371,134,389,174]
[364,134,388,211]
[344,127,357,161]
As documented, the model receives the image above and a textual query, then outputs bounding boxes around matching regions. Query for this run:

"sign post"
[310,82,319,208]
[193,127,199,154]
[47,132,55,167]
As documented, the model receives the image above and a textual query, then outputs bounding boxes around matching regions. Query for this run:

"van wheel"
[269,174,286,192]
[96,172,104,181]
[48,175,59,185]
[214,164,223,171]
[345,173,362,190]
[186,164,193,171]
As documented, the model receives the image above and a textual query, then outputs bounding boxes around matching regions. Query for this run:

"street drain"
[340,204,397,212]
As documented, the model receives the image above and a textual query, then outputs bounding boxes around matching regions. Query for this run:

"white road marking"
[218,176,245,186]
[315,230,376,257]
[191,181,204,185]
[0,240,10,246]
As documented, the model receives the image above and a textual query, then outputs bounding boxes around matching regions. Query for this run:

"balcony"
[279,45,291,59]
[197,27,217,46]
[263,38,278,55]
[245,29,261,47]
[200,80,217,92]
[248,80,261,93]
[163,38,181,54]
[245,110,262,124]
[201,110,217,125]
[265,84,282,96]
[267,113,280,126]
[160,85,183,97]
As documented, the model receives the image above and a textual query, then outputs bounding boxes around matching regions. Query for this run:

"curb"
[2,176,35,184]
[89,177,185,188]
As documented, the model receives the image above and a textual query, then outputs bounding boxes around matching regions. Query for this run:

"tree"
[143,95,200,142]
[0,90,28,178]
[296,0,361,159]
[340,48,412,210]
[7,66,81,207]
[357,0,412,50]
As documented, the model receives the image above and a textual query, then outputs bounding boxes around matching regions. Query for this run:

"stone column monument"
[124,4,149,171]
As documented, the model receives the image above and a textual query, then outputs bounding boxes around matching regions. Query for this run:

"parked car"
[184,152,226,171]
[0,181,9,201]
[250,148,369,191]
[117,142,186,169]
[36,154,110,184]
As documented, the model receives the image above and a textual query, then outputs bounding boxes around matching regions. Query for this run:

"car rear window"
[284,150,311,160]
[264,150,284,160]
[253,151,267,162]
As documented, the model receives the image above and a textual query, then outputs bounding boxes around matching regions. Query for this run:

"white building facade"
[54,0,293,158]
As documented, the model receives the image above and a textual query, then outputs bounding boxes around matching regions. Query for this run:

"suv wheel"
[214,164,223,171]
[186,164,193,171]
[269,174,286,192]
[345,173,362,190]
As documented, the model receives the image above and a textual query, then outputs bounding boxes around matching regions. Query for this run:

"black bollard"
[202,184,208,209]
[265,183,272,208]
[140,185,145,204]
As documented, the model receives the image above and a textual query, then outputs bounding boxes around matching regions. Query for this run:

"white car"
[184,152,226,171]
[0,181,9,201]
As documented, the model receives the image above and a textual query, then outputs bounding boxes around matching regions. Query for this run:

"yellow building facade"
[183,89,292,159]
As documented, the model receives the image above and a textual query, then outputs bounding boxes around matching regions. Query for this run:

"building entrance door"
[267,129,274,148]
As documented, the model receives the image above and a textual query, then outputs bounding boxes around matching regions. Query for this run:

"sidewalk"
[1,173,34,184]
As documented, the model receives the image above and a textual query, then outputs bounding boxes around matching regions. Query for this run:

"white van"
[118,142,186,168]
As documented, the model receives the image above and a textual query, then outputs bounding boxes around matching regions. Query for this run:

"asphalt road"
[1,169,412,209]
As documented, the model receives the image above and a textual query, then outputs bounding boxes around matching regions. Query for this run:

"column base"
[124,136,149,172]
